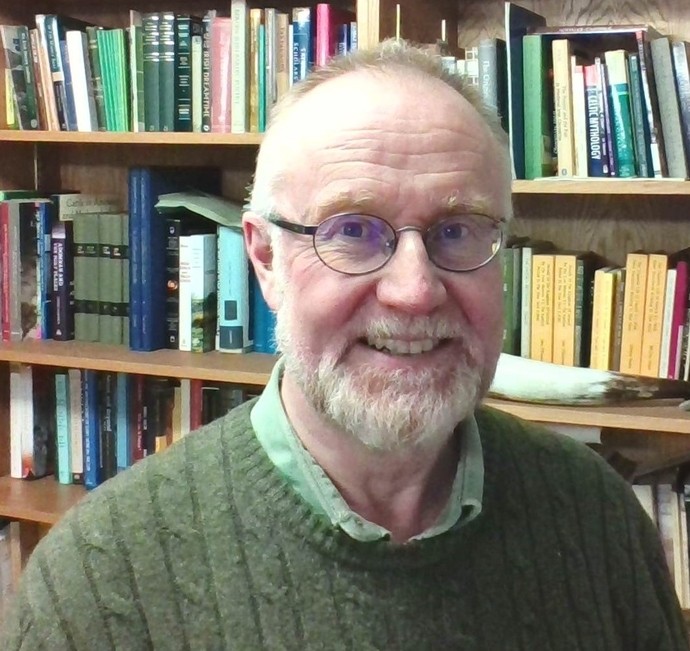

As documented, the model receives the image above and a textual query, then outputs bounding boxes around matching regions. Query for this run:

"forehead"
[271,71,509,223]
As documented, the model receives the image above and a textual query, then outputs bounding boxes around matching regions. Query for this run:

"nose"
[375,230,447,314]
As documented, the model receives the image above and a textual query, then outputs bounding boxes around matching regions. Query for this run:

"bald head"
[248,39,512,220]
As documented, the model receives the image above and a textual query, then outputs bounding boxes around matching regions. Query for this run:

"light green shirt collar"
[250,358,484,542]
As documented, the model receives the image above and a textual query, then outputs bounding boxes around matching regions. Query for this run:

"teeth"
[365,337,440,355]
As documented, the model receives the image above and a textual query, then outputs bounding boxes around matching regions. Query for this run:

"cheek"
[449,266,504,343]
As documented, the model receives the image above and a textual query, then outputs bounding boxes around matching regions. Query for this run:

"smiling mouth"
[363,336,449,356]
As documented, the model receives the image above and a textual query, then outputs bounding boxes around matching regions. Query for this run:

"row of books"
[481,3,690,179]
[633,473,690,608]
[0,174,278,354]
[9,364,257,489]
[0,2,357,134]
[502,239,690,380]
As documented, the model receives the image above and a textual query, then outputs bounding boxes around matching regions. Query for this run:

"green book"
[522,34,553,179]
[73,213,100,342]
[85,26,106,130]
[604,49,636,178]
[111,28,130,131]
[628,53,651,177]
[96,29,114,131]
[159,11,175,131]
[98,214,120,345]
[142,12,161,131]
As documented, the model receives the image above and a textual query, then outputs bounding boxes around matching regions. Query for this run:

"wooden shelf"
[485,398,690,435]
[0,476,84,525]
[0,340,275,385]
[0,130,263,146]
[512,178,690,195]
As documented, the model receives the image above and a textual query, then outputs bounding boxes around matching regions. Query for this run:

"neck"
[280,373,461,543]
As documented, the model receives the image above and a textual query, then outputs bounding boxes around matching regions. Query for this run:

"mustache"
[360,315,468,340]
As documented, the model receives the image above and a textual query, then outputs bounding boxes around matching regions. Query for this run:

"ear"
[243,211,283,310]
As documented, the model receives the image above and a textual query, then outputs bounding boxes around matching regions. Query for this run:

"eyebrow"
[308,189,500,223]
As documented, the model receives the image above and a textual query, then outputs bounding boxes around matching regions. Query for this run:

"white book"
[9,365,26,479]
[65,30,97,131]
[632,484,656,524]
[129,11,143,132]
[571,59,588,177]
[178,235,193,351]
[180,377,192,437]
[189,233,217,353]
[231,0,248,133]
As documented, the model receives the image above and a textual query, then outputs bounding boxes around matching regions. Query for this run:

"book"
[619,252,649,375]
[504,2,546,179]
[639,252,669,377]
[604,49,637,177]
[530,253,555,362]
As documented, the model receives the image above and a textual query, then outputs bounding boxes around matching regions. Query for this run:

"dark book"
[128,166,221,352]
[174,15,203,132]
[478,37,508,132]
[504,2,546,179]
[82,369,100,490]
[583,63,609,176]
[142,12,161,131]
[201,11,215,132]
[99,372,117,481]
[159,11,176,131]
[84,26,106,130]
[165,213,214,349]
[628,53,652,177]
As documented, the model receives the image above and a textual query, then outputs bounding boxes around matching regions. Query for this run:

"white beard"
[274,279,484,451]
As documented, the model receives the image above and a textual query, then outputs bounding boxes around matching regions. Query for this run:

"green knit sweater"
[2,402,688,650]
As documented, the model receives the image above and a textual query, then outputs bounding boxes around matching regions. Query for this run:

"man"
[2,40,688,650]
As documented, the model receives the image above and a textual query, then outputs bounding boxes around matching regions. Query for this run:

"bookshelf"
[1,0,690,583]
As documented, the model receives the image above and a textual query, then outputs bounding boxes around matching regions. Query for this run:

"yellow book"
[248,8,263,133]
[639,252,669,377]
[619,252,649,375]
[589,267,617,370]
[553,253,577,366]
[530,253,555,362]
[552,39,575,177]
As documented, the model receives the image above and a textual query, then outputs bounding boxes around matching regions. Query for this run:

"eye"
[439,220,469,240]
[341,220,365,238]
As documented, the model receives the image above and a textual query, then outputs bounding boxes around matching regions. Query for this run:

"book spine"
[84,26,106,131]
[189,233,217,353]
[552,254,577,365]
[58,37,78,131]
[99,372,117,481]
[174,16,193,132]
[589,61,606,174]
[530,253,555,362]
[128,13,145,133]
[54,371,72,484]
[119,212,129,346]
[128,168,142,350]
[42,16,69,130]
[571,62,588,177]
[251,272,277,353]
[15,26,40,129]
[231,0,248,133]
[116,372,130,472]
[627,53,651,177]
[37,202,52,339]
[67,368,83,483]
[82,369,100,490]
[636,31,667,177]
[142,13,161,131]
[672,42,690,175]
[522,34,552,179]
[292,7,311,83]
[178,234,192,351]
[651,37,689,178]
[248,10,262,133]
[552,39,575,177]
[158,11,175,131]
[216,226,252,352]
[596,58,617,177]
[51,220,75,340]
[191,33,203,132]
[201,11,214,133]
[619,252,649,375]
[211,17,233,133]
[165,217,181,348]
[18,202,40,340]
[658,267,677,378]
[604,50,637,178]
[668,260,689,379]
[639,253,668,377]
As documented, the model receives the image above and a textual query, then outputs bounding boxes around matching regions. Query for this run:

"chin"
[289,349,484,451]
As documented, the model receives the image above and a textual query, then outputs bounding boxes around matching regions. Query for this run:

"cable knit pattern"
[2,402,688,650]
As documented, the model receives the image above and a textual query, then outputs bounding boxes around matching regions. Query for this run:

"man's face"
[250,71,510,450]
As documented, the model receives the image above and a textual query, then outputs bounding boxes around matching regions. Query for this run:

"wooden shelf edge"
[512,178,690,195]
[0,130,263,146]
[0,476,85,525]
[0,340,276,385]
[485,398,690,435]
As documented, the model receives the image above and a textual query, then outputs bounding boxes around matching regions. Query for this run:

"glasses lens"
[314,214,394,274]
[426,214,502,271]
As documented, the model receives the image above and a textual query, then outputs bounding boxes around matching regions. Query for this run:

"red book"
[315,4,353,67]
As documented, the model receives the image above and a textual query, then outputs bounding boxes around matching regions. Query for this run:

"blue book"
[116,372,131,472]
[504,2,546,179]
[128,168,143,349]
[292,8,312,83]
[129,166,221,351]
[251,273,277,354]
[54,372,72,484]
[58,38,78,131]
[216,226,252,352]
[82,369,100,490]
[37,201,53,338]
